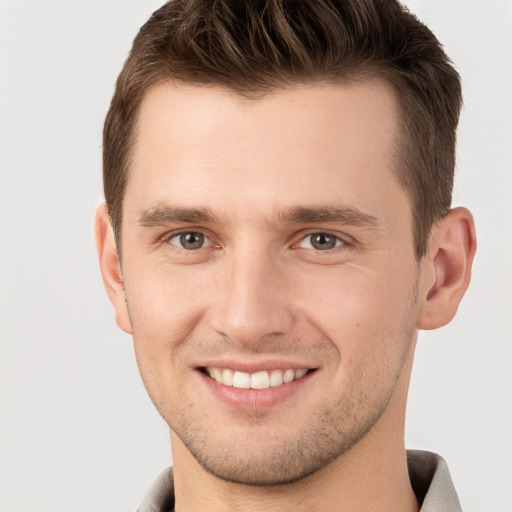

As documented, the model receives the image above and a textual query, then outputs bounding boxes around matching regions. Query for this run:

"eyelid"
[159,228,215,250]
[299,234,343,250]
[155,227,353,252]
[294,230,351,249]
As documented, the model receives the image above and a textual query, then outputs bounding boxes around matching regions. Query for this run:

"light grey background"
[0,1,510,511]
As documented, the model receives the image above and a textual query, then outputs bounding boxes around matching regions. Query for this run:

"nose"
[208,247,295,348]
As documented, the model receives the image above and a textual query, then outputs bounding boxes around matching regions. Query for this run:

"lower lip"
[197,370,315,410]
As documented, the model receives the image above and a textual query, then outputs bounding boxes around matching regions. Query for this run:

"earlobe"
[94,204,133,334]
[416,207,477,330]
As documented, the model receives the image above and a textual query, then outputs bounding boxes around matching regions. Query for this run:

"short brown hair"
[103,0,462,257]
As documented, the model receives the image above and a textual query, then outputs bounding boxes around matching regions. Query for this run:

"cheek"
[294,262,418,360]
[126,260,210,326]
[124,269,206,416]
[123,266,211,376]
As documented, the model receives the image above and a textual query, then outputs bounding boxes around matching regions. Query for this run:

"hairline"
[113,72,426,260]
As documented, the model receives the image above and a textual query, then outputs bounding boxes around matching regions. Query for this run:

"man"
[95,1,476,510]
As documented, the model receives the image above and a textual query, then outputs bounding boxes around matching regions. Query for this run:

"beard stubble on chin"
[172,401,373,486]
[166,345,413,487]
[134,276,420,487]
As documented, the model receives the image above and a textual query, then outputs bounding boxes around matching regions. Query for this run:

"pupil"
[312,233,335,250]
[180,232,204,249]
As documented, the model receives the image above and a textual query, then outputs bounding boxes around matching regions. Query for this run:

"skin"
[96,80,476,512]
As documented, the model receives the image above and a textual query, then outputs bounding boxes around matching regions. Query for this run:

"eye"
[298,232,344,251]
[167,231,211,250]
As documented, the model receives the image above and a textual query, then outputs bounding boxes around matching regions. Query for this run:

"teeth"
[233,371,251,389]
[212,368,223,383]
[295,368,308,379]
[269,369,283,387]
[205,367,310,389]
[222,368,233,386]
[251,371,270,389]
[283,369,295,383]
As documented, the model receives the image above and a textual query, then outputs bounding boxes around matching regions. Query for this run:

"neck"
[171,345,419,512]
[172,435,418,512]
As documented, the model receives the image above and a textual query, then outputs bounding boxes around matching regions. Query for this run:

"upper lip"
[196,357,318,373]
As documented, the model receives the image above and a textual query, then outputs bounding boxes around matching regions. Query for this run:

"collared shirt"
[137,450,462,512]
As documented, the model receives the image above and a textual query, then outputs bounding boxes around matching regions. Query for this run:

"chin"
[175,417,374,487]
[194,451,328,486]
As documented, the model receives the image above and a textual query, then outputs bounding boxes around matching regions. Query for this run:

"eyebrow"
[138,204,381,230]
[138,205,219,226]
[279,206,381,229]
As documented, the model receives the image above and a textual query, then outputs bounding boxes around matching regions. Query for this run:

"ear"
[94,204,133,334]
[416,207,477,330]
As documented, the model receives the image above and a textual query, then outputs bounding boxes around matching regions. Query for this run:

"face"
[117,80,422,484]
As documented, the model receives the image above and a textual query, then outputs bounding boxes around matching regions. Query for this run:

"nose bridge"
[210,244,293,345]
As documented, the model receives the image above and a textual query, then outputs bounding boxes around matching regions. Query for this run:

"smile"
[204,367,311,390]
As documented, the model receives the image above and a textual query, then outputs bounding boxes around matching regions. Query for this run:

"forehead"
[126,79,405,223]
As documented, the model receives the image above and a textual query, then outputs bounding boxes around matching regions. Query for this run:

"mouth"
[201,366,316,390]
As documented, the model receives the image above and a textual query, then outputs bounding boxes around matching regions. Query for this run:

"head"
[103,0,462,259]
[97,0,475,487]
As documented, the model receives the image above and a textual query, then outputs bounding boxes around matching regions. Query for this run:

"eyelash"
[162,230,215,251]
[295,232,346,251]
[160,229,349,253]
